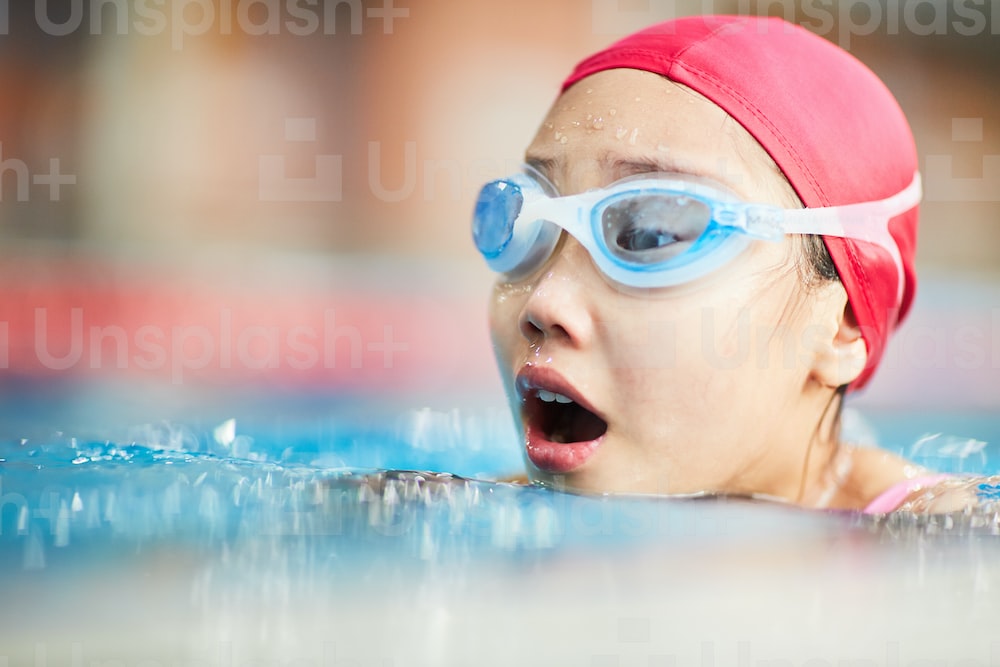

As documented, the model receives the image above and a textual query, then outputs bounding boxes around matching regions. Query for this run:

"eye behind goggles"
[472,167,921,294]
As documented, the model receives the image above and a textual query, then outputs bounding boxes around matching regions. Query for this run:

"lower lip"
[524,423,604,474]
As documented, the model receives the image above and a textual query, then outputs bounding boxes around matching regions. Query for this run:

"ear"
[811,302,868,389]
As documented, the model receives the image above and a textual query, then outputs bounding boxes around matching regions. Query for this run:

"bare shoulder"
[845,444,981,513]
[838,444,922,508]
[892,476,988,514]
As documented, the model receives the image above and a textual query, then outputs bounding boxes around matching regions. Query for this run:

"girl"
[473,15,960,512]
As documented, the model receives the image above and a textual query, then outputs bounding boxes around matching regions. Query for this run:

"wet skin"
[488,69,913,507]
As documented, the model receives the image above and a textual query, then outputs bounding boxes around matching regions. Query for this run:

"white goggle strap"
[778,172,922,304]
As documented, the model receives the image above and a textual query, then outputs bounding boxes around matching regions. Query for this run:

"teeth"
[538,390,574,404]
[537,390,556,403]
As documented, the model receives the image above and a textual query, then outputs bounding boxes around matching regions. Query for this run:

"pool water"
[3,393,1000,666]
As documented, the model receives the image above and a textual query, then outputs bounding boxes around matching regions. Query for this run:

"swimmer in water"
[473,15,966,513]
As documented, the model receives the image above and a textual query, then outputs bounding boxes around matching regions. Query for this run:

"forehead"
[526,69,796,206]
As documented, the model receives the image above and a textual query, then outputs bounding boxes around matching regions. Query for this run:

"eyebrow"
[523,152,718,188]
[610,156,709,180]
[524,155,555,178]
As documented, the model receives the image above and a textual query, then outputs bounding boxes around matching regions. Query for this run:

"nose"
[517,236,597,347]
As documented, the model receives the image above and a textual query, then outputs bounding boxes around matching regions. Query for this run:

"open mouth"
[523,389,608,444]
[515,367,608,474]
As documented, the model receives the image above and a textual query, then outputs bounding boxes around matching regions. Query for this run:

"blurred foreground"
[2,430,1000,666]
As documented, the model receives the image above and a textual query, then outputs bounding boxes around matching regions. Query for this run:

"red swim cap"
[562,15,919,391]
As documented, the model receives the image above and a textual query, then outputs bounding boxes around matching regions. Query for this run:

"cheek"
[608,288,796,391]
[594,299,679,370]
[702,292,815,388]
[488,282,528,361]
[700,305,780,374]
[603,296,744,372]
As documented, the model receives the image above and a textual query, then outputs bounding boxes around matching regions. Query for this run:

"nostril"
[519,310,572,342]
[518,312,544,341]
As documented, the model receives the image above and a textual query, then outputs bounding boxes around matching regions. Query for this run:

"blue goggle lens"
[473,179,523,259]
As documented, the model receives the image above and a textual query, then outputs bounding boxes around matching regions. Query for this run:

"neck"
[794,387,844,506]
[740,382,844,507]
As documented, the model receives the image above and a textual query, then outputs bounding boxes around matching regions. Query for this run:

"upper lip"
[515,364,605,421]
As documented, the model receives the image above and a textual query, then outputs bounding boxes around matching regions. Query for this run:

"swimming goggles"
[472,166,922,295]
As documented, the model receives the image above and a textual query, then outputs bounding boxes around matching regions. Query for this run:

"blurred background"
[0,0,998,431]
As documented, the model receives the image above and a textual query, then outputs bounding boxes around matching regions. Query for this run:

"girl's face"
[488,69,852,499]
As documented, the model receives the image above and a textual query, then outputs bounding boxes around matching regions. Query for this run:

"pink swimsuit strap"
[862,474,952,514]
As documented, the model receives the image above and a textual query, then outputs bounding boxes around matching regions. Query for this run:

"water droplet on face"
[591,116,604,130]
[628,128,639,145]
[615,127,628,140]
[559,135,569,144]
[543,121,554,130]
[585,88,593,94]
[609,109,617,116]
[657,143,671,153]
[553,130,563,141]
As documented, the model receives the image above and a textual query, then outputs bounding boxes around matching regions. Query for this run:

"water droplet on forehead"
[591,117,604,130]
[628,128,639,145]
[559,135,569,144]
[609,109,617,116]
[615,127,628,140]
